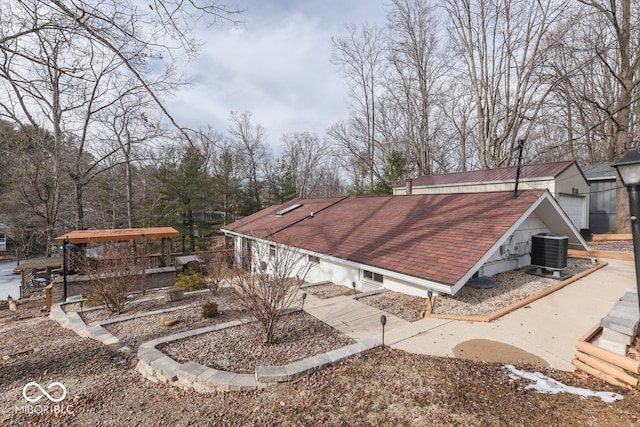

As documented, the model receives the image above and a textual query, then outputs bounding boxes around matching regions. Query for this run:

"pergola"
[54,227,179,244]
[53,227,179,301]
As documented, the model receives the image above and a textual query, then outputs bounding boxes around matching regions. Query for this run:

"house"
[222,190,588,297]
[393,161,590,231]
[582,163,617,234]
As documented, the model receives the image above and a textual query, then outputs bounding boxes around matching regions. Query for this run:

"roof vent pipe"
[405,178,413,195]
[511,139,525,199]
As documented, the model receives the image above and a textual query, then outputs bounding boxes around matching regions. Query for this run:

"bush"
[174,272,206,292]
[84,292,104,308]
[201,301,218,318]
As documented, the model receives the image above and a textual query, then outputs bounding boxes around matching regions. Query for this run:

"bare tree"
[385,0,447,176]
[281,132,332,198]
[228,111,269,214]
[443,0,568,168]
[0,0,242,144]
[332,24,385,192]
[230,237,310,346]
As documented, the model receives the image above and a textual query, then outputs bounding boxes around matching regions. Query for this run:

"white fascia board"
[450,191,588,295]
[222,230,455,295]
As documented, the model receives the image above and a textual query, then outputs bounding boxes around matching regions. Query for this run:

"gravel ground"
[161,311,356,373]
[589,240,634,252]
[360,292,425,322]
[1,308,638,426]
[355,257,597,320]
[79,287,246,350]
[76,288,225,324]
[303,283,360,299]
[433,258,596,317]
[2,256,639,425]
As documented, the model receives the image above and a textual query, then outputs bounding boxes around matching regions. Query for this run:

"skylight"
[275,203,303,216]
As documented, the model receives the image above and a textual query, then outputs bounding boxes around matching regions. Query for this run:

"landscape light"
[380,315,387,346]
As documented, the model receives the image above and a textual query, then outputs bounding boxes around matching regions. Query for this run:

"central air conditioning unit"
[530,233,569,279]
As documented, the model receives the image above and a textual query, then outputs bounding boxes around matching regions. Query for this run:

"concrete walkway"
[303,294,408,342]
[304,259,636,371]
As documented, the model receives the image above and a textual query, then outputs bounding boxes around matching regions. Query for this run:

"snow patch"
[503,365,624,403]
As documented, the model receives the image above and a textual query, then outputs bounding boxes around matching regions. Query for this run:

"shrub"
[79,245,142,314]
[201,301,218,318]
[174,272,206,292]
[84,292,104,308]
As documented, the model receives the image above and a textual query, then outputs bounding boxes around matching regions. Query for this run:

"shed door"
[559,194,586,229]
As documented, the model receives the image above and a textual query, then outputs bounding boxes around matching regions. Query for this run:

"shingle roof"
[582,163,617,180]
[407,160,577,187]
[224,190,547,287]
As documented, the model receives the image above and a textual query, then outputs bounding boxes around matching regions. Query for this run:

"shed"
[393,161,590,230]
[582,163,617,234]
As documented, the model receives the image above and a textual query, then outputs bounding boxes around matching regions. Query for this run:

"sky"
[168,0,388,144]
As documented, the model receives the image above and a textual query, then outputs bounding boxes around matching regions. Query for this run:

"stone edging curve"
[50,302,381,392]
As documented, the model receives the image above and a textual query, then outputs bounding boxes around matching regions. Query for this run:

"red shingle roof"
[408,160,577,187]
[224,190,547,286]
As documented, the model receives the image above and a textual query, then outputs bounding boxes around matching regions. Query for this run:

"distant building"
[393,161,590,231]
[582,163,617,234]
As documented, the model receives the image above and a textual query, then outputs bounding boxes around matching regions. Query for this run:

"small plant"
[84,292,104,307]
[174,272,206,292]
[201,301,218,318]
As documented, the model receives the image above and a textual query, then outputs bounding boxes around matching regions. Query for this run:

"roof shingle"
[224,190,547,286]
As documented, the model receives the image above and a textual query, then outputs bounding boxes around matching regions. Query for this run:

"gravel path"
[161,311,355,373]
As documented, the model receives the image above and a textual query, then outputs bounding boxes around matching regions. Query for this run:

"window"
[269,244,276,258]
[308,255,320,264]
[363,270,383,283]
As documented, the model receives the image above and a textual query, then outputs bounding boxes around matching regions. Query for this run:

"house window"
[308,255,320,264]
[363,270,383,283]
[269,244,276,258]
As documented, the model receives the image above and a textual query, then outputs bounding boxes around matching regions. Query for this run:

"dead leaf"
[298,402,311,410]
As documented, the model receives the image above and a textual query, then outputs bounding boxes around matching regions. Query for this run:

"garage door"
[559,194,585,229]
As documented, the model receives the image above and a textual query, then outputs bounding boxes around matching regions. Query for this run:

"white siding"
[476,214,549,277]
[558,194,587,229]
[396,179,554,195]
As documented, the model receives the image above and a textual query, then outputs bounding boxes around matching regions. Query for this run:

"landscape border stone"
[49,296,381,393]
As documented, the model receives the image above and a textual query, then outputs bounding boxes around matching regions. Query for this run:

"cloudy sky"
[168,0,387,143]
